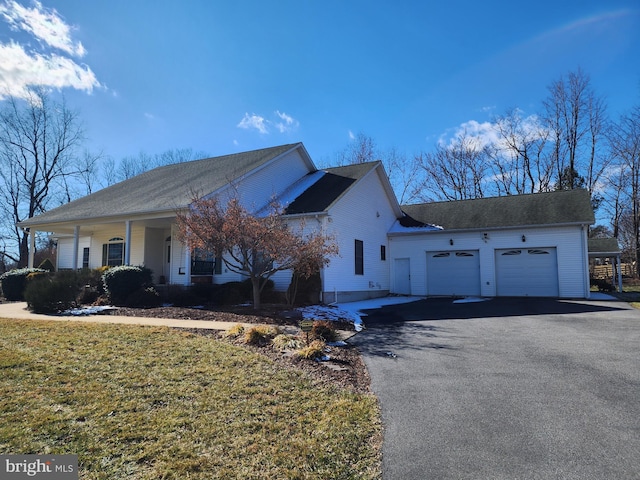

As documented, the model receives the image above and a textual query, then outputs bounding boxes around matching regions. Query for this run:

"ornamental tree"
[176,196,338,309]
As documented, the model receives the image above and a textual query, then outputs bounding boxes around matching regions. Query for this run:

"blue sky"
[0,0,638,166]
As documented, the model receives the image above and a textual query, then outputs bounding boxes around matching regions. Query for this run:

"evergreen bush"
[0,268,47,301]
[102,265,153,306]
[125,287,162,308]
[24,274,78,313]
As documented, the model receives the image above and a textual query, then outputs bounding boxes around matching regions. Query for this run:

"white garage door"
[495,248,559,297]
[426,250,480,296]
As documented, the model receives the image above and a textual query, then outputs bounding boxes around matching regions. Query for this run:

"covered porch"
[23,214,214,286]
[588,238,623,293]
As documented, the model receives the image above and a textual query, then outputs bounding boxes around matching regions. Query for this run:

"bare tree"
[543,68,609,197]
[608,103,640,275]
[415,131,490,201]
[381,146,424,205]
[336,132,377,165]
[0,88,85,267]
[490,108,553,195]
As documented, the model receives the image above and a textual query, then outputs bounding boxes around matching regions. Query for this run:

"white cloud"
[237,110,299,135]
[0,41,99,99]
[274,110,299,133]
[237,112,268,134]
[0,1,100,100]
[0,0,85,57]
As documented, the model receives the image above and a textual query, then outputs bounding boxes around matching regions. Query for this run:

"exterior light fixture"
[522,235,526,242]
[449,238,454,246]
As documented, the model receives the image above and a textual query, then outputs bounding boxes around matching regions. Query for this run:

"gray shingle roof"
[588,238,620,254]
[401,189,595,230]
[285,162,379,214]
[19,143,300,227]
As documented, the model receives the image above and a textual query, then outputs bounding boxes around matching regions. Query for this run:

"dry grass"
[0,318,381,479]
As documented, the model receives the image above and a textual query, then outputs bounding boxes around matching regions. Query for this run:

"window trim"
[102,239,125,267]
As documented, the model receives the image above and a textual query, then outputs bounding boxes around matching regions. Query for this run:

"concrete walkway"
[0,302,263,331]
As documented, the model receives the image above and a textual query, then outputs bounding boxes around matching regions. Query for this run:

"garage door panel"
[427,250,480,296]
[496,248,558,297]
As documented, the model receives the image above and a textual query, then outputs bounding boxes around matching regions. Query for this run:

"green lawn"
[0,319,381,479]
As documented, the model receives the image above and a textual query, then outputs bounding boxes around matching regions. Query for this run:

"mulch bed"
[113,304,371,395]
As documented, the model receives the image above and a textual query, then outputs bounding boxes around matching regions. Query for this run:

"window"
[102,237,125,266]
[191,248,215,275]
[380,245,386,261]
[82,247,90,269]
[355,239,364,275]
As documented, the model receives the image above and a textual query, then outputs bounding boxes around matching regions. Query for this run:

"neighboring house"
[18,142,597,301]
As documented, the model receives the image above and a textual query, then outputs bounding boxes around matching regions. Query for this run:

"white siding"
[56,236,90,269]
[389,225,589,298]
[322,169,397,301]
[219,149,313,211]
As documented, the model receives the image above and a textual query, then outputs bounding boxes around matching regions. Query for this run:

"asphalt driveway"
[350,297,640,480]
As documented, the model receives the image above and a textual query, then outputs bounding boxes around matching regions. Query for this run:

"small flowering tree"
[176,196,338,309]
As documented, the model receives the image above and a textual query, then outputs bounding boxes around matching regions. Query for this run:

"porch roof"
[19,143,302,228]
[588,238,621,257]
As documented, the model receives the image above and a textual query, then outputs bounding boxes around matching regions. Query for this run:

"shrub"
[212,282,245,305]
[125,287,162,308]
[223,324,245,339]
[243,325,280,346]
[590,278,614,292]
[37,258,56,272]
[0,268,47,301]
[295,339,327,360]
[287,271,321,306]
[102,265,153,306]
[311,320,338,342]
[24,274,78,313]
[272,334,305,351]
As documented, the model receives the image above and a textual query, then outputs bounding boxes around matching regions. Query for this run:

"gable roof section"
[284,161,402,216]
[19,143,305,227]
[401,189,595,231]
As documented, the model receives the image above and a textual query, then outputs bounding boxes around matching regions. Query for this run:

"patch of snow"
[326,340,348,347]
[298,296,424,332]
[255,170,326,216]
[62,306,118,316]
[388,219,443,233]
[452,297,490,304]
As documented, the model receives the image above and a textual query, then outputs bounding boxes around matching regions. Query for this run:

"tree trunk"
[251,277,262,310]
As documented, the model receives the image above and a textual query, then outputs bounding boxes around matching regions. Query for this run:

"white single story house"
[18,142,597,301]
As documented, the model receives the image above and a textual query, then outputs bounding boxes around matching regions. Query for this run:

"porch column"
[72,225,80,270]
[184,243,191,286]
[124,220,132,265]
[617,255,623,293]
[28,229,35,268]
